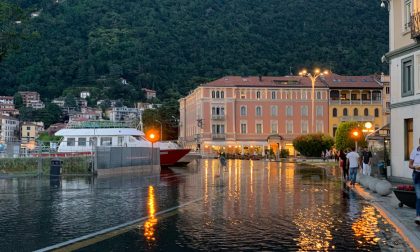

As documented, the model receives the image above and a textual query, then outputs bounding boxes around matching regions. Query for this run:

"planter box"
[393,189,416,209]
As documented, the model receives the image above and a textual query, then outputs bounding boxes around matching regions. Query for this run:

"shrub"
[293,133,334,157]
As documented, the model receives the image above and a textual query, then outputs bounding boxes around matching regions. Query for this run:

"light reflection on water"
[0,159,409,251]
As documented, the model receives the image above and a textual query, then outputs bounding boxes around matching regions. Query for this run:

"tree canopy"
[335,121,367,151]
[293,133,335,157]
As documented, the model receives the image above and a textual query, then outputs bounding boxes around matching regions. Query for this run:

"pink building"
[179,76,329,156]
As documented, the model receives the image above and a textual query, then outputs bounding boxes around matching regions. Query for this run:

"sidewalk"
[353,183,420,251]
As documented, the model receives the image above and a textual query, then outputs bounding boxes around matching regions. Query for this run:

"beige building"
[21,122,44,144]
[0,115,19,143]
[385,0,420,180]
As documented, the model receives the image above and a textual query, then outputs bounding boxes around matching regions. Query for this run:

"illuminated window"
[405,118,413,160]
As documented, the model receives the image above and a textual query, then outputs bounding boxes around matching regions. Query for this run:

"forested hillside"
[0,0,388,101]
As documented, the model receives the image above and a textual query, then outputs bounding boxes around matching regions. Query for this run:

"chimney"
[259,75,262,82]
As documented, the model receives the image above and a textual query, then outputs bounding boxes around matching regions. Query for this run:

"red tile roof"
[322,73,382,89]
[203,76,327,88]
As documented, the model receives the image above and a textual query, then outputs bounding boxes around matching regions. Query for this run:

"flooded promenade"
[0,159,410,251]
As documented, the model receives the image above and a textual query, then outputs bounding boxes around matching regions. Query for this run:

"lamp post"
[299,69,329,133]
[155,120,163,141]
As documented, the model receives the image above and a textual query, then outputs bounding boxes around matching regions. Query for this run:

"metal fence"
[95,146,159,169]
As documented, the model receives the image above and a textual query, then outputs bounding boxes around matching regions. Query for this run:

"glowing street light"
[351,129,361,151]
[299,68,329,133]
[145,129,160,168]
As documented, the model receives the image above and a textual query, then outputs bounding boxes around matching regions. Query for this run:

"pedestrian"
[339,149,348,181]
[408,137,420,225]
[361,147,372,176]
[346,147,360,186]
[325,150,330,162]
[321,151,325,161]
[219,152,227,172]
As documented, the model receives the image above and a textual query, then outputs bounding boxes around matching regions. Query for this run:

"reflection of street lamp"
[299,69,329,133]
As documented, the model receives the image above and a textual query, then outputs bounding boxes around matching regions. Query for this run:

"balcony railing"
[212,134,226,140]
[211,114,225,120]
[329,99,382,105]
[411,12,420,40]
[340,116,375,122]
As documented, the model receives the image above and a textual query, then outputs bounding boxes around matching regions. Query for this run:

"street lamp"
[351,129,361,151]
[299,68,329,133]
[155,120,163,141]
[146,129,160,169]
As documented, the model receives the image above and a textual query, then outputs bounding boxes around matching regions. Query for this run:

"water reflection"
[352,205,381,246]
[143,185,157,242]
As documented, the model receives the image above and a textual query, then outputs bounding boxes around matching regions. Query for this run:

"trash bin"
[50,158,62,177]
[378,162,385,176]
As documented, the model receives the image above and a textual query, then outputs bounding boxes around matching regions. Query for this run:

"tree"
[0,2,24,62]
[64,94,78,110]
[13,92,23,109]
[335,121,367,151]
[293,133,335,157]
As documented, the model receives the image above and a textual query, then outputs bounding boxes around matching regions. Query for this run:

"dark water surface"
[0,160,409,251]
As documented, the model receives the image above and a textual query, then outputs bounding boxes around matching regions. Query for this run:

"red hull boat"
[160,148,191,166]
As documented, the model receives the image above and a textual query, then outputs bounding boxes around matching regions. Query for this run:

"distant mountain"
[0,0,388,100]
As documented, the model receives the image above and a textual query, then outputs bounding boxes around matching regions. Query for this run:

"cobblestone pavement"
[353,182,420,251]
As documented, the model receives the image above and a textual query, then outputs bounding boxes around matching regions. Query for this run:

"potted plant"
[393,185,416,208]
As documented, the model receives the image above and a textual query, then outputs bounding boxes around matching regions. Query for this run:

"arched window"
[216,91,220,99]
[374,108,379,117]
[364,108,369,116]
[332,108,337,117]
[354,108,358,116]
[240,106,247,116]
[221,91,224,99]
[211,91,215,98]
[343,108,348,116]
[256,106,262,116]
[256,91,261,99]
[271,91,276,99]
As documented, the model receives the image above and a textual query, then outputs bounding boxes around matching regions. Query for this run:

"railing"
[411,12,420,40]
[340,116,374,122]
[211,114,225,120]
[212,134,226,140]
[329,99,382,105]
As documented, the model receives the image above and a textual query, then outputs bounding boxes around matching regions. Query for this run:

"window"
[67,138,75,146]
[301,91,308,100]
[286,121,293,134]
[271,106,278,116]
[301,121,308,134]
[332,108,337,117]
[316,106,323,116]
[271,121,278,134]
[221,91,224,99]
[79,137,87,146]
[271,91,276,99]
[240,123,247,134]
[286,106,293,116]
[405,118,413,160]
[364,108,369,116]
[316,91,321,100]
[211,91,215,98]
[351,94,357,100]
[386,102,391,111]
[386,87,390,94]
[316,121,324,133]
[372,91,381,101]
[101,137,112,146]
[353,108,358,116]
[330,90,339,100]
[256,123,262,134]
[256,91,261,99]
[118,136,123,146]
[216,91,220,99]
[26,126,30,130]
[256,106,262,116]
[404,0,412,30]
[301,106,308,116]
[402,56,414,97]
[26,132,30,137]
[374,108,379,117]
[333,126,337,137]
[362,94,368,100]
[343,108,348,116]
[240,106,247,116]
[240,90,246,99]
[212,124,225,134]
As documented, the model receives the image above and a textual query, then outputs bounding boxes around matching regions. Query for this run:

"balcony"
[329,99,382,105]
[211,114,225,120]
[411,12,420,40]
[212,134,226,140]
[340,116,375,122]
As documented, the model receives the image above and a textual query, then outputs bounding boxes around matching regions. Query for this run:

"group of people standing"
[338,147,372,185]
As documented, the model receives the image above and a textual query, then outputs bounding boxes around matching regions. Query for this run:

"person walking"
[361,147,372,176]
[346,147,360,186]
[408,137,420,225]
[339,149,348,181]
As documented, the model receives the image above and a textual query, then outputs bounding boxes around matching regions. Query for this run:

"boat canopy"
[55,128,144,137]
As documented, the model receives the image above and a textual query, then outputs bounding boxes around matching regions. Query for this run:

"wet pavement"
[0,159,412,251]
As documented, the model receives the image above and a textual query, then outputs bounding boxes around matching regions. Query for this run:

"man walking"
[362,147,372,176]
[346,147,360,186]
[408,137,420,225]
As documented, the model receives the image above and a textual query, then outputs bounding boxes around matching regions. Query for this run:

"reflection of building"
[324,74,386,137]
[179,76,329,156]
[386,0,420,180]
[0,115,19,143]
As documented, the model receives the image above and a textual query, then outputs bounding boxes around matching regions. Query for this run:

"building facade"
[0,115,19,143]
[179,76,329,156]
[21,122,44,144]
[325,74,387,137]
[386,0,420,180]
[19,91,45,110]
